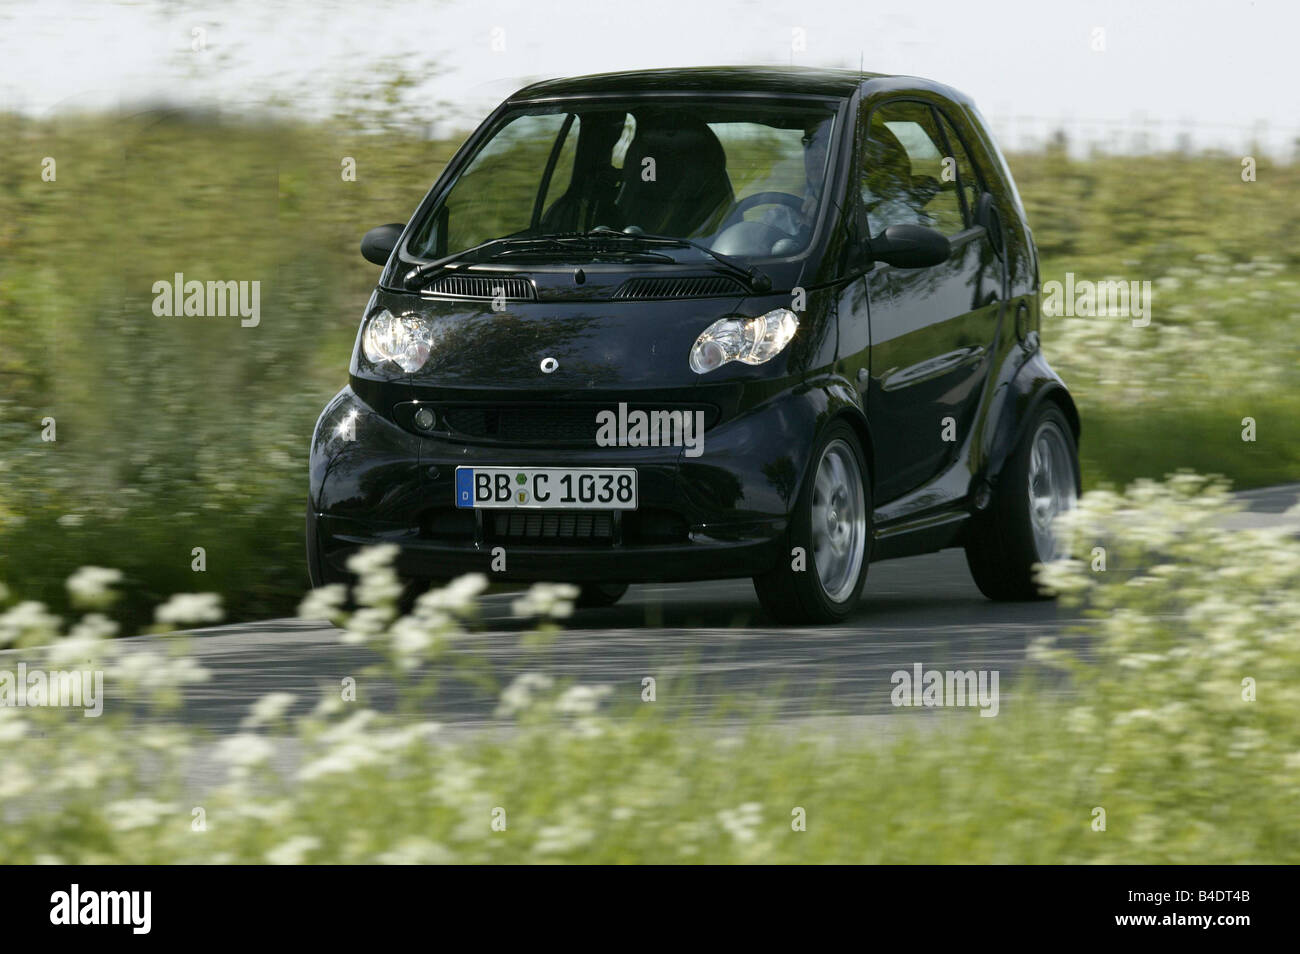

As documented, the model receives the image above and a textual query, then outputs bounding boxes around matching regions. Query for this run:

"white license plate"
[455,467,638,510]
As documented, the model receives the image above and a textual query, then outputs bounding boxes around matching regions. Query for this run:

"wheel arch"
[984,352,1080,486]
[818,382,877,488]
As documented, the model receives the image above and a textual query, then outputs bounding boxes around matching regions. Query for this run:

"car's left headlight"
[362,309,434,373]
[689,308,799,374]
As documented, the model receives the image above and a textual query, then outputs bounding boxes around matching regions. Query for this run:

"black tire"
[752,421,871,624]
[575,582,628,609]
[965,403,1080,600]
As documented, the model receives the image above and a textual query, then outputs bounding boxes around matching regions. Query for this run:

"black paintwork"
[309,66,1079,585]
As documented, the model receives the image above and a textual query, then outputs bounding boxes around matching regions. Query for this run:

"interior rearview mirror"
[361,223,405,266]
[869,224,951,269]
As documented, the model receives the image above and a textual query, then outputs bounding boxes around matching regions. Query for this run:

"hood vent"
[421,275,536,301]
[613,276,747,300]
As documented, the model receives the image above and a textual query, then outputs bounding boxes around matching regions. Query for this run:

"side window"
[860,101,964,238]
[935,112,983,227]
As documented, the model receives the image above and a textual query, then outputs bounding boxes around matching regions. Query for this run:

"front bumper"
[308,385,821,583]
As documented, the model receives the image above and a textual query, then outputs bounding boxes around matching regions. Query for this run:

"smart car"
[308,66,1081,624]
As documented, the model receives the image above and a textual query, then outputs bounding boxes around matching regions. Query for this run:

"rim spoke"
[815,467,832,506]
[829,452,849,493]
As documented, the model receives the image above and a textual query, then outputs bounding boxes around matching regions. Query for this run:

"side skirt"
[870,508,970,562]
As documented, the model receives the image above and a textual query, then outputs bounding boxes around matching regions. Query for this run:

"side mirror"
[361,223,405,266]
[869,224,950,269]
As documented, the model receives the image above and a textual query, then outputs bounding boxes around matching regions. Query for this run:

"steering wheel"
[719,191,805,231]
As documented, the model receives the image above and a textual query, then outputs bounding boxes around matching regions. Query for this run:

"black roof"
[510,65,885,102]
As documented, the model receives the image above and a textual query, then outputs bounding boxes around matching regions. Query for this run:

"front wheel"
[965,403,1080,600]
[753,422,871,624]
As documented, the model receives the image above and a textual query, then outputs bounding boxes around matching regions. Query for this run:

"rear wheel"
[575,582,628,609]
[753,422,870,624]
[965,403,1079,600]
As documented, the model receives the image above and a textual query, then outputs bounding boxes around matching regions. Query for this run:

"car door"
[852,98,1003,504]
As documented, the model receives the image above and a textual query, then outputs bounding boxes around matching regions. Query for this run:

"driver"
[762,117,832,240]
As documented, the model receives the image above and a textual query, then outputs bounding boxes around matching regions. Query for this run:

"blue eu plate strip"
[455,468,474,508]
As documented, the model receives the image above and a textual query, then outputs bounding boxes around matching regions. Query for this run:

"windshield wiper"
[401,236,577,289]
[403,229,773,293]
[488,244,677,264]
[580,227,772,293]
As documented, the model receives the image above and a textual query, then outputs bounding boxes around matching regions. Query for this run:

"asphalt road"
[14,484,1300,737]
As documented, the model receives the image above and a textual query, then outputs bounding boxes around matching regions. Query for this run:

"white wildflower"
[0,601,62,647]
[341,606,392,644]
[346,544,400,576]
[298,583,348,622]
[266,835,320,865]
[214,732,275,776]
[496,672,554,717]
[65,566,123,609]
[555,684,612,716]
[47,614,116,668]
[105,798,174,832]
[417,573,488,615]
[154,592,223,627]
[242,691,296,728]
[717,802,763,843]
[511,582,579,619]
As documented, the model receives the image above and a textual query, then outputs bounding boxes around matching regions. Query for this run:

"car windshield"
[406,99,838,265]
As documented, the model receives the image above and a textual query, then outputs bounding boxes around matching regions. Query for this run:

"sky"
[2,0,1297,154]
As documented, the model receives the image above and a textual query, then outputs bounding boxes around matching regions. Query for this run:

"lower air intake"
[488,510,614,544]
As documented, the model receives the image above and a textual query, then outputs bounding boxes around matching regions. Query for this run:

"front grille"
[443,405,599,444]
[488,510,614,545]
[613,276,747,300]
[441,404,718,446]
[421,275,536,301]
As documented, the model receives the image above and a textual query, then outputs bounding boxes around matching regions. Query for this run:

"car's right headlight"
[362,309,433,373]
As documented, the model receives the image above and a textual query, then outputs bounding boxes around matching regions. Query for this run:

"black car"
[308,66,1081,624]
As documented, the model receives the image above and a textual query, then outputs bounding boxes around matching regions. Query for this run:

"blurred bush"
[1,111,1297,628]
